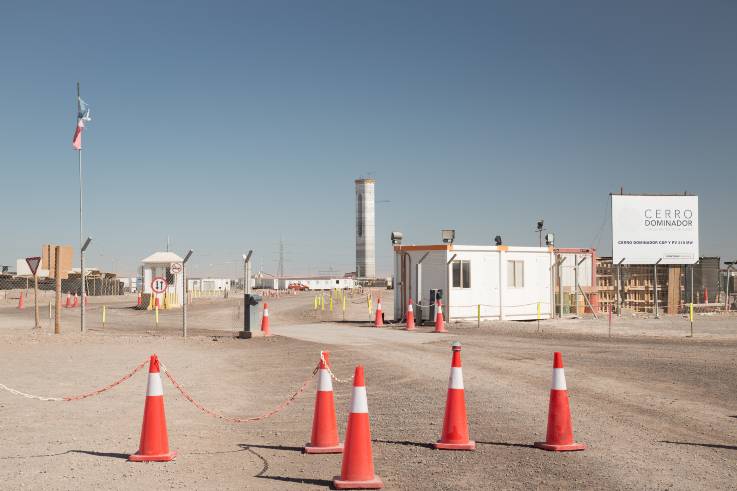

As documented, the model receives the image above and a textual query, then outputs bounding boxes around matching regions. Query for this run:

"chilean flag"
[72,97,91,150]
[72,118,84,150]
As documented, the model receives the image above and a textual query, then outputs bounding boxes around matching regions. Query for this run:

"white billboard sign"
[612,195,699,265]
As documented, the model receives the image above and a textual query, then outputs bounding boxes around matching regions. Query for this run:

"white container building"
[393,244,554,322]
[254,275,356,291]
[188,278,231,292]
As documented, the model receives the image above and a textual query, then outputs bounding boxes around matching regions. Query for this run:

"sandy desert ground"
[2,290,737,490]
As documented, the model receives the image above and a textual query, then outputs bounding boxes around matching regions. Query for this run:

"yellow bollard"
[330,294,334,313]
[147,293,154,310]
[689,302,694,337]
[321,293,325,311]
[102,305,107,327]
[477,304,481,328]
[342,293,346,313]
[537,302,541,332]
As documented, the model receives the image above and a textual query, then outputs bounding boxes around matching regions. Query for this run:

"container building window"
[452,260,471,288]
[507,260,524,288]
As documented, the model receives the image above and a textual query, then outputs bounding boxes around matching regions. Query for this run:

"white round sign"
[151,276,168,294]
[170,263,183,274]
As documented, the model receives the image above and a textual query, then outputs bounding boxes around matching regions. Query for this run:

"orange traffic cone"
[137,293,142,307]
[434,300,447,333]
[18,292,25,310]
[261,302,271,336]
[72,293,79,308]
[154,296,160,309]
[534,352,586,452]
[333,365,383,489]
[65,293,71,308]
[374,297,383,327]
[434,342,475,450]
[84,293,88,306]
[129,354,176,462]
[405,298,415,331]
[305,351,343,454]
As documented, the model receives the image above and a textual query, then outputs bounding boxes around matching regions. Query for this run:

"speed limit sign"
[151,276,168,294]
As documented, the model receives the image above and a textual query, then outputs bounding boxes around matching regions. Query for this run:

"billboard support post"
[654,258,662,318]
[617,262,621,316]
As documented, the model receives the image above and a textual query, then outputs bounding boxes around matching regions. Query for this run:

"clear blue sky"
[1,1,735,278]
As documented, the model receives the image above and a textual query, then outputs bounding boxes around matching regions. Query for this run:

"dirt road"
[1,292,737,489]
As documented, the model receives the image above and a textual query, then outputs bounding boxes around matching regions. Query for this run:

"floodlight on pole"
[81,237,92,252]
[441,229,455,244]
[243,250,253,295]
[536,219,546,247]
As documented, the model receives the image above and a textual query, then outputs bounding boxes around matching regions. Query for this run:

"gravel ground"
[1,291,737,489]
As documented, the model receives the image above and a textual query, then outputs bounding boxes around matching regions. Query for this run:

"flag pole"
[78,81,86,333]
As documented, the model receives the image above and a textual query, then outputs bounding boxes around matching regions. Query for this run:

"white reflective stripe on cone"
[147,373,164,396]
[317,369,333,391]
[264,309,269,316]
[408,304,413,312]
[448,367,464,389]
[350,386,368,413]
[551,368,567,390]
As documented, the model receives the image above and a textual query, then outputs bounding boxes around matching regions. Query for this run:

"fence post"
[54,246,61,335]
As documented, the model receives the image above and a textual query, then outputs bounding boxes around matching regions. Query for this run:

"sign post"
[25,257,41,329]
[182,250,193,338]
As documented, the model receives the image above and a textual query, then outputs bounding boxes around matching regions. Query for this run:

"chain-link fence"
[595,257,733,315]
